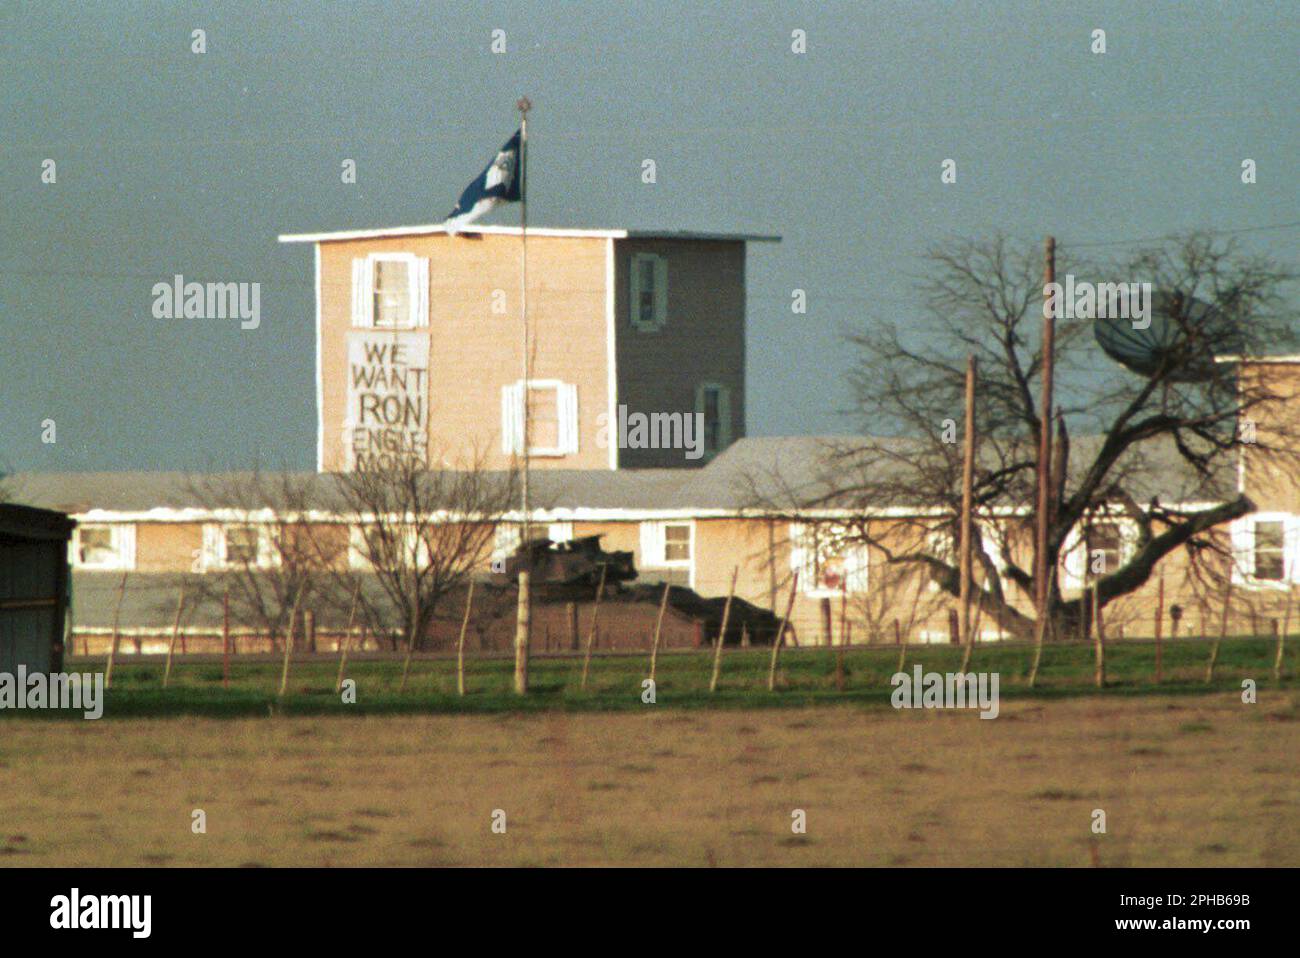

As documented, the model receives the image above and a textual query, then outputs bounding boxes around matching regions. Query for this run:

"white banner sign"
[344,331,430,470]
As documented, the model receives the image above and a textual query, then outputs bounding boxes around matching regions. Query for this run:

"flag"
[444,129,523,232]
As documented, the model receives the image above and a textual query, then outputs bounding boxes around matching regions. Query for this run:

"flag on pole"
[444,129,523,232]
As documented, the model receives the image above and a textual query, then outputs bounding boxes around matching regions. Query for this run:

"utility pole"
[959,354,977,647]
[1035,236,1056,629]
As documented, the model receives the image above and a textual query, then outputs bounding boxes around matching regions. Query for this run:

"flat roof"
[278,224,781,244]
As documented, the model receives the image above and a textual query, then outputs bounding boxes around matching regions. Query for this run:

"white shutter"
[351,257,374,327]
[501,385,514,454]
[559,382,579,454]
[411,256,429,328]
[846,543,869,594]
[501,383,521,454]
[1229,518,1253,584]
[1288,517,1300,584]
[202,524,224,570]
[640,521,664,567]
[1060,524,1086,591]
[117,524,137,570]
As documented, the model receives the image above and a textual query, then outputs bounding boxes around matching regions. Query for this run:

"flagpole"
[518,96,531,551]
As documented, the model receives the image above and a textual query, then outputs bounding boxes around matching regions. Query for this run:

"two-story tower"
[277,225,778,472]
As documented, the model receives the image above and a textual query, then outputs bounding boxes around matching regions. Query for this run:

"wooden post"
[1207,578,1230,684]
[514,570,531,695]
[221,585,231,690]
[103,571,128,689]
[399,621,418,693]
[820,596,833,647]
[835,583,848,691]
[1034,237,1056,620]
[1028,564,1057,688]
[162,585,186,689]
[305,609,316,654]
[767,573,799,691]
[456,579,475,696]
[278,591,303,699]
[959,354,977,647]
[649,581,670,685]
[336,582,359,694]
[1154,572,1166,684]
[960,579,983,673]
[710,567,739,693]
[579,564,609,691]
[1092,584,1104,688]
[567,601,579,651]
[1276,570,1293,682]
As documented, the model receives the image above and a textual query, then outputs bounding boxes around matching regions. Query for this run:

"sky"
[2,0,1297,473]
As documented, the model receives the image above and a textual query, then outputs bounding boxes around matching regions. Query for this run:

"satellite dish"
[1094,292,1240,381]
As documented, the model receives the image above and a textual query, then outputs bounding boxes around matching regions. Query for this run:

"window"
[501,380,579,456]
[1254,520,1286,582]
[349,523,429,569]
[493,523,522,562]
[630,253,667,331]
[547,522,574,545]
[640,521,693,569]
[1086,523,1122,578]
[71,524,135,570]
[695,382,732,457]
[203,524,276,570]
[351,253,429,329]
[374,259,411,328]
[789,523,868,596]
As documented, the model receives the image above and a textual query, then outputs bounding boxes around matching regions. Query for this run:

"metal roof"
[277,224,781,244]
[9,432,1233,520]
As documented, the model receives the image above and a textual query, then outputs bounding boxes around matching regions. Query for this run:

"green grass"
[13,634,1289,719]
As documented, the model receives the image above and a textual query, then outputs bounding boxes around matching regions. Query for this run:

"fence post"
[222,586,231,690]
[514,571,531,695]
[457,580,475,696]
[336,582,359,695]
[767,573,799,691]
[1154,573,1165,684]
[649,582,670,686]
[103,571,129,689]
[710,567,739,693]
[579,564,608,691]
[162,585,186,689]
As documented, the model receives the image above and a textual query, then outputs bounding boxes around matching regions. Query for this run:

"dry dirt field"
[1,692,1296,866]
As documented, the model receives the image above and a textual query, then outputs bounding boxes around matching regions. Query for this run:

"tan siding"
[319,234,610,472]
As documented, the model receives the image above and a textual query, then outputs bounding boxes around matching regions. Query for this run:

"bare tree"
[328,449,517,652]
[183,467,334,650]
[759,233,1298,640]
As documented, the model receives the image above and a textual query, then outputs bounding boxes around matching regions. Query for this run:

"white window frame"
[629,252,668,331]
[547,522,574,545]
[789,522,868,598]
[1230,513,1300,590]
[351,252,429,329]
[924,523,1005,592]
[70,523,136,571]
[695,382,732,457]
[349,522,429,570]
[501,379,579,457]
[203,523,279,571]
[493,523,523,563]
[639,520,694,570]
[1060,516,1139,592]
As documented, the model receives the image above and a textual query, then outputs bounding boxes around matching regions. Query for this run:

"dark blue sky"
[2,1,1296,472]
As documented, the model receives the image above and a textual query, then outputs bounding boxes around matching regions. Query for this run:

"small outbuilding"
[0,503,75,675]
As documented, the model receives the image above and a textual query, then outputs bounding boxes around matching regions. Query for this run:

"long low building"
[10,422,1300,651]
